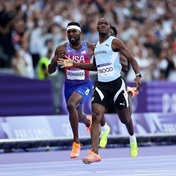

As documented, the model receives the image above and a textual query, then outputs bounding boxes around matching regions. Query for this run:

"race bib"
[66,69,85,80]
[97,64,114,77]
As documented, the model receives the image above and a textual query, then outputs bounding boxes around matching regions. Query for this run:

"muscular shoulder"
[111,38,126,52]
[55,42,67,55]
[85,41,95,54]
[85,41,95,49]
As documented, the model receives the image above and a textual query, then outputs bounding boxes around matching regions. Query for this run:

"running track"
[0,145,175,176]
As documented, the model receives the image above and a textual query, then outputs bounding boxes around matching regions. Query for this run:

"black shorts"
[92,76,129,110]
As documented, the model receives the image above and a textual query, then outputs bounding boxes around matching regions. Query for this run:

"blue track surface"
[0,145,175,176]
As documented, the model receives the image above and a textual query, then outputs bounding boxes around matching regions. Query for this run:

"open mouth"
[70,37,75,40]
[100,28,106,32]
[70,37,76,42]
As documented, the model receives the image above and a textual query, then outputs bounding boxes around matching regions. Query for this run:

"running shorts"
[64,80,93,106]
[92,76,129,110]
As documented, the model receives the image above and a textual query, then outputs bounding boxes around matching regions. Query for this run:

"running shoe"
[85,115,92,132]
[82,149,101,164]
[70,142,82,159]
[99,125,111,148]
[130,141,138,157]
[127,86,138,97]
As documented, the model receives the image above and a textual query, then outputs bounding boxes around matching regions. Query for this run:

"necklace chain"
[70,42,81,49]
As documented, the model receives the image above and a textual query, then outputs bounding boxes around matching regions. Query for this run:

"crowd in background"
[0,0,176,82]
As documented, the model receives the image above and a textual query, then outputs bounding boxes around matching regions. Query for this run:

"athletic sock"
[129,133,136,143]
[101,123,109,132]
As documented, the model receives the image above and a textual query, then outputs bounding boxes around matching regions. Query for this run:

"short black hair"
[67,22,81,27]
[110,25,117,37]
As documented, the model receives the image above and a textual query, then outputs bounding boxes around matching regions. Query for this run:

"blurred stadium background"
[0,0,176,152]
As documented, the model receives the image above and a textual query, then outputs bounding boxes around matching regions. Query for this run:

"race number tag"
[66,69,85,80]
[97,64,114,77]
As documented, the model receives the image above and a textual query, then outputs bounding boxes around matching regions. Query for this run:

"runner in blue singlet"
[48,22,94,159]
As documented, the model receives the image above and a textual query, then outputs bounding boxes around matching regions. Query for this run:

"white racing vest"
[94,36,122,82]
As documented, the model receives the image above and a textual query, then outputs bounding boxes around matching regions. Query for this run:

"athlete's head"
[97,18,110,36]
[110,25,117,37]
[67,22,82,46]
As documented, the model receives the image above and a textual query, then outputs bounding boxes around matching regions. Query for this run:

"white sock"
[129,134,136,143]
[101,123,109,132]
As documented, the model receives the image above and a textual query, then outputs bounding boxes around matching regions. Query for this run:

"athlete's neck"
[70,41,82,50]
[99,34,110,44]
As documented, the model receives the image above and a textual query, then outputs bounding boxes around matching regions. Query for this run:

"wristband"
[136,73,142,78]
